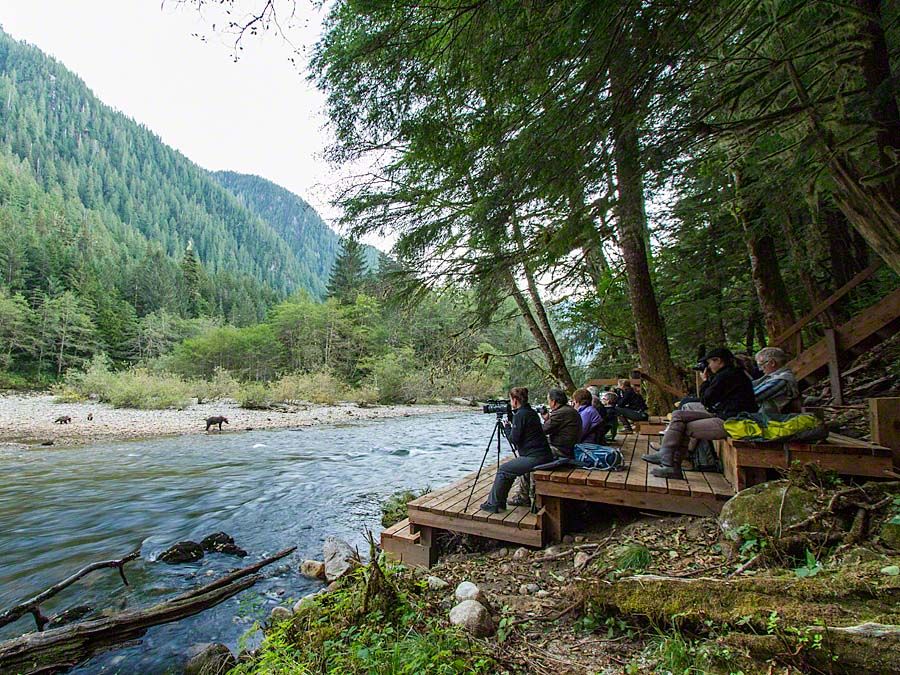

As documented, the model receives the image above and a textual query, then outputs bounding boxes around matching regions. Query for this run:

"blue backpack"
[574,444,624,471]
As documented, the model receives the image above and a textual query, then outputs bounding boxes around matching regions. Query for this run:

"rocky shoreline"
[0,393,470,449]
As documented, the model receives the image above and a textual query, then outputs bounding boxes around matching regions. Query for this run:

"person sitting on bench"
[574,388,605,445]
[614,379,649,431]
[481,387,553,514]
[540,388,582,459]
[641,347,758,478]
[753,347,800,414]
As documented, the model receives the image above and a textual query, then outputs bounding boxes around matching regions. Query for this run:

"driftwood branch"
[0,548,141,631]
[0,546,296,675]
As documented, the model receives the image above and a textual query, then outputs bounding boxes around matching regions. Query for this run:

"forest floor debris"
[0,394,467,449]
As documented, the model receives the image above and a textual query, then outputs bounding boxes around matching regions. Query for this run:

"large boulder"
[719,480,818,542]
[184,643,236,675]
[323,537,359,582]
[159,541,204,564]
[200,532,247,557]
[449,600,494,637]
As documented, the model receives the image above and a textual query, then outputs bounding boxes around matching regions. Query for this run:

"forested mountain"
[213,171,378,296]
[0,29,346,300]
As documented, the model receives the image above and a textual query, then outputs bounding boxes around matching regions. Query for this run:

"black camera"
[537,405,549,415]
[482,399,511,416]
[692,359,709,372]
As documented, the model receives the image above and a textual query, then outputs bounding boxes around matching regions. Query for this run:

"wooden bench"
[715,433,893,491]
[535,433,733,542]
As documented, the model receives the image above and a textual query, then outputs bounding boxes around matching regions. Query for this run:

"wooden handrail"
[635,369,687,398]
[772,260,881,349]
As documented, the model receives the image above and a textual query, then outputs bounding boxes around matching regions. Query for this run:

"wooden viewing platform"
[382,433,735,566]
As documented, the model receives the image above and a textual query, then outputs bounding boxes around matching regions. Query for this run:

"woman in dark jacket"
[641,348,757,479]
[481,387,552,513]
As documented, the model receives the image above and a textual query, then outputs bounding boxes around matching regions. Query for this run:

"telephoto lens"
[481,399,511,416]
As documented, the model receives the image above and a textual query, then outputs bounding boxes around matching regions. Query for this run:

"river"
[0,411,500,673]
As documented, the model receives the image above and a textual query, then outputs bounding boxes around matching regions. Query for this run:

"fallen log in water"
[0,546,296,675]
[0,549,141,632]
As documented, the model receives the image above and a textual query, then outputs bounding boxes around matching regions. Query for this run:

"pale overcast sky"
[0,0,361,234]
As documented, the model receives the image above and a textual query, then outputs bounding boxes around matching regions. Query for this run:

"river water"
[0,411,499,673]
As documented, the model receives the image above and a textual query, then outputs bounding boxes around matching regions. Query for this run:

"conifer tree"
[180,240,204,318]
[327,238,368,303]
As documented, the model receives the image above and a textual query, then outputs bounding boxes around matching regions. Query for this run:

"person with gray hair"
[540,388,582,459]
[753,347,799,414]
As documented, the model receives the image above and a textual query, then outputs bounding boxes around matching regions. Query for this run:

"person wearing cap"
[641,347,757,478]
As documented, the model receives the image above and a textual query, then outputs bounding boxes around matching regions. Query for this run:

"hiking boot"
[480,501,506,513]
[508,494,530,507]
[651,465,683,479]
[641,451,665,464]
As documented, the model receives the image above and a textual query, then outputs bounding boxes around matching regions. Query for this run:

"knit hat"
[704,347,735,362]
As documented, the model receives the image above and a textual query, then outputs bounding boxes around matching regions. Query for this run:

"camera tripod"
[464,413,517,512]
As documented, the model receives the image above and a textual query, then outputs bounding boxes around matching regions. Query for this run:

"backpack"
[574,444,624,471]
[688,439,721,472]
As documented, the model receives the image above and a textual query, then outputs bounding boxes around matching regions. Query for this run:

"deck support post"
[869,397,900,467]
[825,328,844,405]
[539,495,564,544]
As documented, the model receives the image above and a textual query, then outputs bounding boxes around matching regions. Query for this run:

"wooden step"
[381,518,434,569]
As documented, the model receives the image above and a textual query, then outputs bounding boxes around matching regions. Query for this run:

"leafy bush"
[192,366,240,403]
[347,384,379,407]
[268,370,346,405]
[105,369,193,409]
[238,382,273,409]
[54,356,193,409]
[363,348,418,403]
[54,354,116,402]
[381,488,430,527]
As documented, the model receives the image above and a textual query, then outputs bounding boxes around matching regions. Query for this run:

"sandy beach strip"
[0,394,470,448]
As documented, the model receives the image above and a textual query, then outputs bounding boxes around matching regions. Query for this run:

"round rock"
[512,547,530,560]
[300,559,326,580]
[427,576,449,590]
[269,606,292,623]
[454,581,483,602]
[184,643,236,675]
[449,600,494,637]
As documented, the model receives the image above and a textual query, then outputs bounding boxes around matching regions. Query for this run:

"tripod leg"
[464,421,499,512]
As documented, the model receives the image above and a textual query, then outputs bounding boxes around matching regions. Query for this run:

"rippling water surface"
[0,411,499,672]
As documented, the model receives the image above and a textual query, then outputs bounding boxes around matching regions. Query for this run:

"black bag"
[688,439,721,472]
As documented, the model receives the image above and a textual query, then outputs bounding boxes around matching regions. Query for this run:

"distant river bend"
[0,412,494,673]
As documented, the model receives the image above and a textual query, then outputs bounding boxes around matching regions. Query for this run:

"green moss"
[719,480,818,542]
[880,520,900,550]
[583,560,900,631]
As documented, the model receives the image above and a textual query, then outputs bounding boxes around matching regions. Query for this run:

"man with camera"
[540,388,582,460]
[480,387,552,514]
[641,347,757,478]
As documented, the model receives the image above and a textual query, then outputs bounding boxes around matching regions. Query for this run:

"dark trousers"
[615,407,649,422]
[486,453,552,507]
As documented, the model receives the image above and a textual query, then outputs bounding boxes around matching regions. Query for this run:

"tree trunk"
[732,169,797,341]
[855,0,900,202]
[503,271,573,390]
[511,217,575,391]
[782,208,841,328]
[786,59,900,275]
[823,205,870,289]
[610,55,678,412]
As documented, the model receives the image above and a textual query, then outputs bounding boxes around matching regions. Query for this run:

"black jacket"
[618,389,647,412]
[505,404,551,458]
[542,404,582,454]
[700,365,759,419]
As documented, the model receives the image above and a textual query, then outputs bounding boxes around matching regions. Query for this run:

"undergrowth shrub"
[615,543,653,572]
[54,356,192,409]
[381,488,430,528]
[268,371,345,405]
[237,382,273,409]
[193,366,240,403]
[233,559,498,675]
